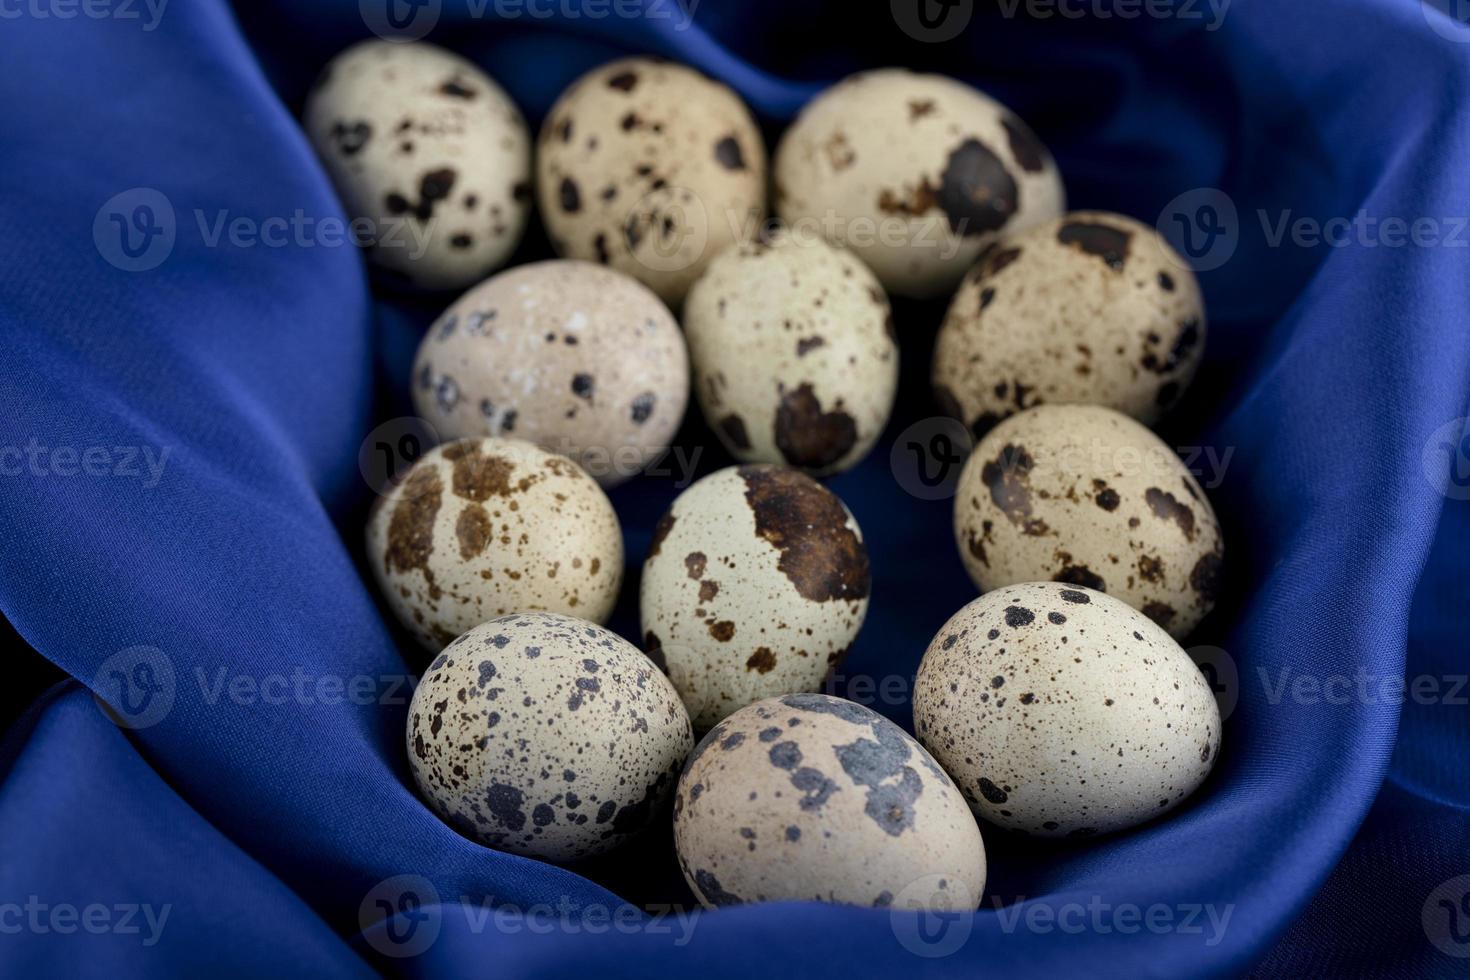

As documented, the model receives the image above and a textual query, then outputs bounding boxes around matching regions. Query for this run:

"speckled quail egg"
[913,583,1221,838]
[407,613,694,861]
[640,465,870,731]
[674,694,986,908]
[954,405,1223,639]
[366,438,622,650]
[536,57,767,307]
[933,212,1206,430]
[412,260,689,487]
[683,233,898,475]
[774,69,1064,299]
[304,40,531,292]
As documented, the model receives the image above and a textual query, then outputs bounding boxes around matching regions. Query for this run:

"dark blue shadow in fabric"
[1,0,1468,977]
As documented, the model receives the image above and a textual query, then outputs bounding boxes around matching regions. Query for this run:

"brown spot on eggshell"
[719,414,752,451]
[745,648,777,673]
[1144,487,1197,541]
[1056,220,1132,271]
[774,384,858,470]
[740,466,870,603]
[455,504,493,559]
[935,138,1018,236]
[385,466,443,585]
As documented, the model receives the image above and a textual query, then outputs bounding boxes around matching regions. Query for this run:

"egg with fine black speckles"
[913,583,1221,838]
[775,69,1064,299]
[412,260,689,487]
[933,211,1206,431]
[640,465,871,731]
[365,438,622,651]
[536,57,767,307]
[408,613,694,861]
[304,39,531,292]
[673,693,986,908]
[683,233,898,475]
[954,404,1224,639]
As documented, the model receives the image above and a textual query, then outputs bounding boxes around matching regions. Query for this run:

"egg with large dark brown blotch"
[933,211,1206,432]
[774,69,1064,299]
[304,40,531,292]
[674,694,986,908]
[683,233,898,475]
[913,583,1221,838]
[536,57,767,307]
[953,405,1224,639]
[366,438,623,650]
[640,466,871,731]
[408,613,693,861]
[412,260,689,487]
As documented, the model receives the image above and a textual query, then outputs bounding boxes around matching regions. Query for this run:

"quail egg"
[674,694,986,908]
[934,211,1206,430]
[366,438,622,650]
[683,233,898,474]
[408,613,694,861]
[412,260,689,487]
[954,405,1223,639]
[304,39,531,292]
[536,57,767,307]
[641,465,870,731]
[913,583,1221,837]
[774,69,1064,299]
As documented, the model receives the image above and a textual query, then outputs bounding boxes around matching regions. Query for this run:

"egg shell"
[954,404,1223,639]
[774,69,1064,299]
[933,212,1206,430]
[913,583,1221,837]
[411,260,689,487]
[674,693,986,908]
[536,57,767,307]
[683,234,899,475]
[366,438,622,650]
[304,40,531,292]
[640,465,870,731]
[408,613,694,861]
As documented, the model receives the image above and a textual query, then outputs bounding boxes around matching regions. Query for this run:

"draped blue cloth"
[2,1,1468,976]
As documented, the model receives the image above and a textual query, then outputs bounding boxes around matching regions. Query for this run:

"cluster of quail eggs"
[308,37,1227,914]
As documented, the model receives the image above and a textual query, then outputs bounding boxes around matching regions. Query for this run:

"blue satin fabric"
[1,1,1468,976]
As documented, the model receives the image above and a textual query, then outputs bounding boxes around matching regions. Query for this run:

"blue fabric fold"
[2,0,1468,976]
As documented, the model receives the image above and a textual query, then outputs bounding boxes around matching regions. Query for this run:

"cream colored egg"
[536,58,767,307]
[913,583,1221,837]
[408,613,693,861]
[954,405,1223,639]
[683,234,898,474]
[411,260,689,487]
[640,466,870,731]
[304,40,531,292]
[365,438,622,650]
[674,694,986,908]
[933,211,1206,430]
[774,69,1064,299]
